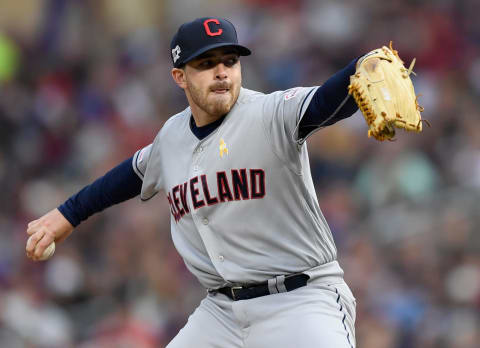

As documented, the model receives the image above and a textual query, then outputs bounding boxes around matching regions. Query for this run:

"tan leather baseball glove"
[348,42,425,141]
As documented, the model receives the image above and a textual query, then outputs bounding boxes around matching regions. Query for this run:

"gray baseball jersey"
[132,87,338,290]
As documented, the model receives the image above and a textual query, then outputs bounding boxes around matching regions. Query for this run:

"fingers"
[26,229,45,260]
[26,226,55,261]
[34,233,55,259]
[25,208,75,261]
[27,219,38,227]
[27,219,39,235]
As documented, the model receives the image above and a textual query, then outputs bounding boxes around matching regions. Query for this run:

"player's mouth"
[211,83,230,94]
[213,89,229,94]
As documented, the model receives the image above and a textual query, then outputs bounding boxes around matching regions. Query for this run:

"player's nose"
[214,63,228,80]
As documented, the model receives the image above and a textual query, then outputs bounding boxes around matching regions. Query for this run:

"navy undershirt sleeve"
[58,156,142,227]
[298,58,359,139]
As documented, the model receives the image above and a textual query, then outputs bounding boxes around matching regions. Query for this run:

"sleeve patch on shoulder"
[284,88,300,101]
[138,148,146,164]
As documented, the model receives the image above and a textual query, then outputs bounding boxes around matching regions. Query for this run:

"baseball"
[27,234,55,260]
[39,241,55,260]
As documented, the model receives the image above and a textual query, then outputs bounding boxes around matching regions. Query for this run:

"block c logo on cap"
[203,19,223,37]
[172,45,181,63]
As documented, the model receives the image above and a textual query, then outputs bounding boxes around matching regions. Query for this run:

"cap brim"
[178,43,251,67]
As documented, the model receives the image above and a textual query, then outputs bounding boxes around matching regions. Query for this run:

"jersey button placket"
[190,141,226,275]
[192,143,203,174]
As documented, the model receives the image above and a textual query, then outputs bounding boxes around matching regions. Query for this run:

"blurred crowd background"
[0,0,479,347]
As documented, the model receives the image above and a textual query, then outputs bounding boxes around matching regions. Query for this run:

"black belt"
[215,273,310,301]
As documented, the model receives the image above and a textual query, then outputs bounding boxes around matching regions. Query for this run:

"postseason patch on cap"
[172,45,181,64]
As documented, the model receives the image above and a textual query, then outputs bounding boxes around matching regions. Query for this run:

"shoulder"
[153,107,190,140]
[272,87,318,103]
[238,87,317,106]
[236,87,291,103]
[234,88,285,114]
[235,88,265,105]
[146,108,190,149]
[162,108,190,131]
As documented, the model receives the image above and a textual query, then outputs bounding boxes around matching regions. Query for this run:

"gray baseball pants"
[167,261,356,348]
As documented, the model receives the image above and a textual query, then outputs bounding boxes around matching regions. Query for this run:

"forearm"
[299,58,359,138]
[58,156,143,227]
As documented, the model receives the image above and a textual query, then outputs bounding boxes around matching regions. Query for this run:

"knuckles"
[26,212,61,261]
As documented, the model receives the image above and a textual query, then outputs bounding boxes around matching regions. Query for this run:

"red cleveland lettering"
[201,175,219,205]
[217,171,233,202]
[250,169,266,199]
[231,169,249,200]
[172,185,185,217]
[190,176,205,210]
[179,182,190,213]
[167,192,181,222]
[167,169,266,222]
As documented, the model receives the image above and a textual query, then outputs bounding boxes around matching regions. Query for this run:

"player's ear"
[171,68,187,89]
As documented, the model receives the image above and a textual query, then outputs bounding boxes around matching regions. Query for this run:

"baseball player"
[26,17,361,347]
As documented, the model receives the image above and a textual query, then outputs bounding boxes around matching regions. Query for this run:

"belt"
[215,273,310,301]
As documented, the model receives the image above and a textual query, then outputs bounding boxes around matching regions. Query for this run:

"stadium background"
[0,0,479,347]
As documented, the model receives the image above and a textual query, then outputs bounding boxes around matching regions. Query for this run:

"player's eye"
[223,56,239,67]
[198,59,215,69]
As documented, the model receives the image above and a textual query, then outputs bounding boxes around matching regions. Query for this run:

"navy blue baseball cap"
[170,17,251,68]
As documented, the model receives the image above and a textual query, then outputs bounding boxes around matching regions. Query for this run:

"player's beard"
[187,79,240,118]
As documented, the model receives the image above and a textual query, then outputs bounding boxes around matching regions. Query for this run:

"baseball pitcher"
[26,17,424,347]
